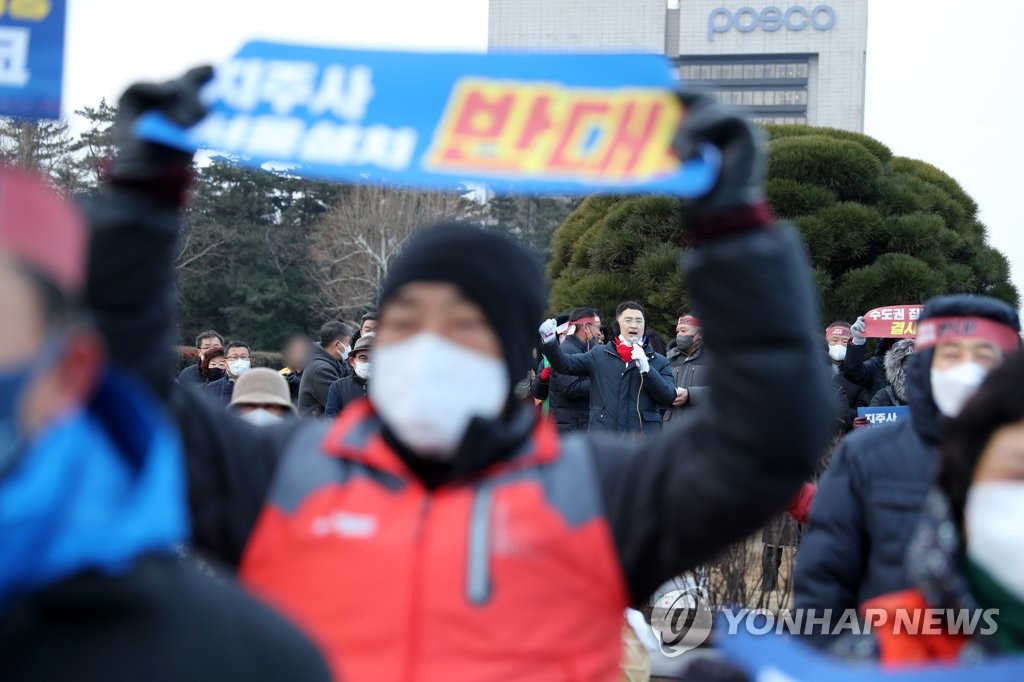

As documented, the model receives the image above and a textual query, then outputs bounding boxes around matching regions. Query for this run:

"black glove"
[674,92,766,214]
[109,66,214,182]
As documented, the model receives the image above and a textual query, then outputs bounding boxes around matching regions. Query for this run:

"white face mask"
[931,361,987,417]
[241,408,283,427]
[227,358,251,377]
[965,482,1024,600]
[828,344,847,362]
[369,333,509,460]
[354,361,371,380]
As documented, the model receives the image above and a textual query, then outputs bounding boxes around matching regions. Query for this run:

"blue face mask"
[0,340,63,478]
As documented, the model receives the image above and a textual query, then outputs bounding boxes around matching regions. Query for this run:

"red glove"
[539,366,551,382]
[852,416,870,430]
[786,482,816,524]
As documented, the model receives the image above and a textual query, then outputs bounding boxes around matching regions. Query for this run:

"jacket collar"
[312,343,341,370]
[0,370,187,606]
[322,399,557,486]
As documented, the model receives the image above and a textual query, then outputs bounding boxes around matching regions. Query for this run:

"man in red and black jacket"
[87,75,835,681]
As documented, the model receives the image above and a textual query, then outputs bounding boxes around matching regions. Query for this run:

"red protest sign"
[863,305,924,338]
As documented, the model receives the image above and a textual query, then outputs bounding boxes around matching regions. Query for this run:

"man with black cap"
[86,74,834,681]
[795,294,1021,644]
[0,167,329,678]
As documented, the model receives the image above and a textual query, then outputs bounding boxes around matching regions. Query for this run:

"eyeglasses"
[226,354,251,361]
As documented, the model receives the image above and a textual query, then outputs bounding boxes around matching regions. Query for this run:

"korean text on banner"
[136,42,720,196]
[0,0,66,120]
[858,406,910,427]
[863,305,924,338]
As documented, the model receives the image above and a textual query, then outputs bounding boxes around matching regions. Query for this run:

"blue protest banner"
[715,621,1024,682]
[136,41,720,196]
[858,406,910,427]
[0,0,66,119]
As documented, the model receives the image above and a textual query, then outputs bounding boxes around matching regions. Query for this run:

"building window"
[677,55,811,120]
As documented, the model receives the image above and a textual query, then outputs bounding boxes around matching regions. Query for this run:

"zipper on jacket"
[466,486,493,605]
[404,495,432,682]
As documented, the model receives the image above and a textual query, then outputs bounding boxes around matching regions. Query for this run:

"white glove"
[539,318,558,344]
[851,316,867,346]
[631,344,650,374]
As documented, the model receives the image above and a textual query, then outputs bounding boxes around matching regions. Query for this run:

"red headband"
[826,326,852,339]
[570,315,599,326]
[915,317,1021,355]
[678,315,701,327]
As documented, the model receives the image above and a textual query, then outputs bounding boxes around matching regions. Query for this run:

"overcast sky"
[64,0,1024,308]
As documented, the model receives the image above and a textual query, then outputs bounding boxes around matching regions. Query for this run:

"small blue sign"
[137,41,720,196]
[0,0,66,119]
[858,406,910,427]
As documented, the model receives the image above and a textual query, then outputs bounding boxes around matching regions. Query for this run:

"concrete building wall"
[488,0,668,53]
[487,0,867,131]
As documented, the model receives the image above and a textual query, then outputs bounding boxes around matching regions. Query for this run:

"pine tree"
[548,125,1019,336]
[0,117,82,191]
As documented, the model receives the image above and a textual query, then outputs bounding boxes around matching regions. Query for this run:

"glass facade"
[678,56,811,123]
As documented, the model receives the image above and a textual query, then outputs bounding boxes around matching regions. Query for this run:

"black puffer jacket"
[543,337,676,434]
[0,556,330,681]
[795,339,941,635]
[841,341,889,399]
[795,296,1017,641]
[548,334,592,433]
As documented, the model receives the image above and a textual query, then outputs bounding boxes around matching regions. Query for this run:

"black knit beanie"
[378,222,545,384]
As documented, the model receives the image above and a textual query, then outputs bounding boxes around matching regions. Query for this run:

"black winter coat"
[85,182,835,621]
[548,334,592,432]
[795,344,944,636]
[840,342,888,398]
[0,556,330,681]
[298,344,346,417]
[178,362,206,388]
[325,374,368,419]
[543,338,676,434]
[201,375,235,407]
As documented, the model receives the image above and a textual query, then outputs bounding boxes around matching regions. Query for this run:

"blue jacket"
[543,338,676,434]
[795,343,943,627]
[202,376,236,406]
[0,371,330,680]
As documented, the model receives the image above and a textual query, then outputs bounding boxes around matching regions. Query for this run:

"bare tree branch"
[307,185,480,319]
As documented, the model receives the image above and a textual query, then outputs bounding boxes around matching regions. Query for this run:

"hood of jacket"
[884,339,915,403]
[0,370,187,606]
[906,295,1021,446]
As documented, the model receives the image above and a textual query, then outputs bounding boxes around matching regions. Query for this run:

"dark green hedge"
[547,124,1019,328]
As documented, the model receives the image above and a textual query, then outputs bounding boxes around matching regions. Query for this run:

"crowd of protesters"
[1,65,1023,682]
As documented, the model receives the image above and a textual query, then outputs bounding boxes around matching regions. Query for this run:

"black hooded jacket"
[548,334,593,432]
[795,296,1019,639]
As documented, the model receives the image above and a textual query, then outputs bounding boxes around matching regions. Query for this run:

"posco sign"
[708,5,836,41]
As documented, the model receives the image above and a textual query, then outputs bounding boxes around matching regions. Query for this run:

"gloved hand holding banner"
[862,305,924,338]
[135,41,720,196]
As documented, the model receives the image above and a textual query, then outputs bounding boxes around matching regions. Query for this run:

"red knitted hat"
[0,166,87,295]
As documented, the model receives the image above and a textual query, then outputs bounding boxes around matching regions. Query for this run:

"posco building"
[488,0,868,131]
